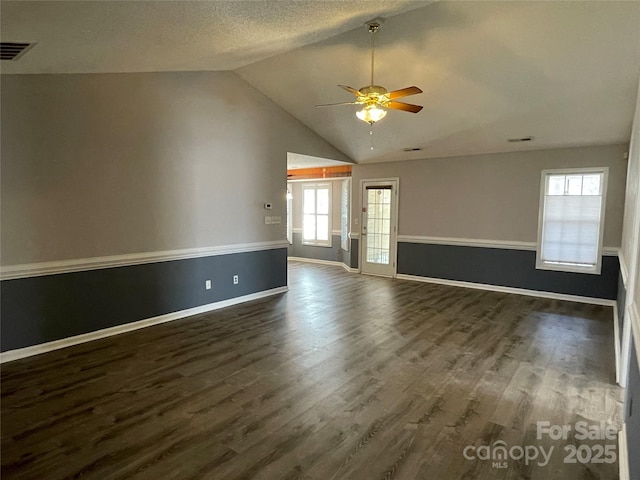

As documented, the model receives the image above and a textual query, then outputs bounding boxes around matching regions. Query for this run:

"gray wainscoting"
[348,238,359,269]
[287,233,358,270]
[288,233,347,264]
[617,272,627,342]
[1,248,287,352]
[397,242,619,299]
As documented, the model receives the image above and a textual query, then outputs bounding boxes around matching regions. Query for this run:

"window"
[536,168,608,274]
[303,183,332,246]
[365,186,392,264]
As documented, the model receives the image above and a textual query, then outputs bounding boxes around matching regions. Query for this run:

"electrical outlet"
[271,216,281,224]
[264,216,272,225]
[205,280,212,290]
[233,275,239,285]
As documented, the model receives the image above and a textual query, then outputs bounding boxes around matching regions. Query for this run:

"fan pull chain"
[370,127,374,150]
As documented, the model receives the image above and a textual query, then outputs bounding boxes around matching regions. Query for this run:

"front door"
[360,180,398,277]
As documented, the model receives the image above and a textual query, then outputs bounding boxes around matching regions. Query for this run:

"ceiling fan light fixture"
[316,19,422,126]
[356,104,387,125]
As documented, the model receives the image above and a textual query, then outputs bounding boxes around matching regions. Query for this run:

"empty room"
[2,1,640,479]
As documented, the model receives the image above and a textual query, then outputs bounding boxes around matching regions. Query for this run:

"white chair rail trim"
[1,240,289,281]
[397,235,619,256]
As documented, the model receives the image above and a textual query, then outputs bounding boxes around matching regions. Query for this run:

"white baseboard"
[632,302,640,373]
[288,256,343,267]
[619,423,629,480]
[620,314,632,388]
[0,286,288,364]
[288,256,357,273]
[614,302,622,385]
[395,274,616,306]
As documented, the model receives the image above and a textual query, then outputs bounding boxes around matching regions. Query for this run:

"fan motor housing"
[359,85,388,95]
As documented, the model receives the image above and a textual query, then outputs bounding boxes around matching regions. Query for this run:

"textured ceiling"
[2,1,640,164]
[0,0,429,73]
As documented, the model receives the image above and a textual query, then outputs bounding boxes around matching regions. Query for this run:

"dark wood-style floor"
[1,261,622,479]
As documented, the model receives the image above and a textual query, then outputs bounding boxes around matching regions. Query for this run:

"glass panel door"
[366,187,392,265]
[361,180,397,277]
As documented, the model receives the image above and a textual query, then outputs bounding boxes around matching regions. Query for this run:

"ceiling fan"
[317,20,423,125]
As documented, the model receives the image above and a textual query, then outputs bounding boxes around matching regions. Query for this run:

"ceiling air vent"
[403,147,423,152]
[507,136,534,143]
[1,42,36,61]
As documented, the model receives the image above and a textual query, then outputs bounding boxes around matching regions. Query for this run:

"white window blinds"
[286,187,293,244]
[341,179,350,251]
[537,170,607,274]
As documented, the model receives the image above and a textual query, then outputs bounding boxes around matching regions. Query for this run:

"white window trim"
[302,182,333,247]
[535,166,609,275]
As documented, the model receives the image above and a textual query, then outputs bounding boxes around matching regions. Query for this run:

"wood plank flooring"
[1,261,622,479]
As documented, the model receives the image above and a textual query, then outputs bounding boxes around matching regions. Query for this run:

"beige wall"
[352,144,628,247]
[1,71,350,265]
[289,179,345,233]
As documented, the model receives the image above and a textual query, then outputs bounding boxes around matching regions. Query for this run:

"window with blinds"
[536,168,608,274]
[341,179,350,252]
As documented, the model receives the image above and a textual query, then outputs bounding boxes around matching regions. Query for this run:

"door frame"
[358,177,400,278]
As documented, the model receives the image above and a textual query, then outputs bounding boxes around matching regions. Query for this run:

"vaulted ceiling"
[2,1,640,164]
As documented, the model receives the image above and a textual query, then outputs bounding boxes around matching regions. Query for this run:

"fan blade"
[316,101,359,107]
[388,86,422,100]
[338,85,361,96]
[387,101,423,113]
